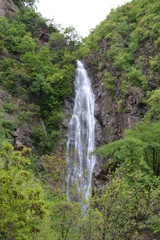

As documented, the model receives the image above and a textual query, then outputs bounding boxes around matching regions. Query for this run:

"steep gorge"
[1,0,160,191]
[0,0,160,239]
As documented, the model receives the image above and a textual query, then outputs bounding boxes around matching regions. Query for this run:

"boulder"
[0,0,18,17]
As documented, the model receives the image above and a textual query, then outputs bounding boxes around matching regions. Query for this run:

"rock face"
[56,98,74,155]
[57,54,147,189]
[0,0,18,17]
[13,126,32,150]
[39,31,50,43]
[83,48,147,188]
[0,87,41,151]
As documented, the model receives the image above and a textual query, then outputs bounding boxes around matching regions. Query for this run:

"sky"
[36,0,131,37]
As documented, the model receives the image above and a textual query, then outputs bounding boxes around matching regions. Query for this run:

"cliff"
[0,0,160,239]
[0,0,18,17]
[82,0,160,187]
[84,49,148,187]
[0,0,76,159]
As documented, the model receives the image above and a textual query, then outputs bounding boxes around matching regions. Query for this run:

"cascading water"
[66,60,96,201]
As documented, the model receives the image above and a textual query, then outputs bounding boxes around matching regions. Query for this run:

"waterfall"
[66,60,96,201]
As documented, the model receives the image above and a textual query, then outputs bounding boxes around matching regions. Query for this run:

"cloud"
[37,0,131,37]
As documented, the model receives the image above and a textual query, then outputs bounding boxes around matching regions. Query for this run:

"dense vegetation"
[0,0,160,239]
[85,0,160,97]
[83,0,160,238]
[92,91,160,239]
[0,0,81,154]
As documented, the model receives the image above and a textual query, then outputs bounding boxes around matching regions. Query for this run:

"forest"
[0,0,160,239]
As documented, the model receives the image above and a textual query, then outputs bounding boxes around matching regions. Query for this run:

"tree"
[0,142,53,239]
[12,0,36,8]
[63,26,82,50]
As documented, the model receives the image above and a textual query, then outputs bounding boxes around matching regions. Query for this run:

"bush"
[3,103,18,114]
[103,72,115,95]
[31,126,50,154]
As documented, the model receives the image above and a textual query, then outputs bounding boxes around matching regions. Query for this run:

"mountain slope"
[82,0,160,186]
[0,0,160,239]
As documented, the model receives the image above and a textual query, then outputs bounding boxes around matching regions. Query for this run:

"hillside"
[0,0,80,154]
[0,0,160,239]
[83,0,160,185]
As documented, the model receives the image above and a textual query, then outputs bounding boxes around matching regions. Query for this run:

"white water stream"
[66,60,96,201]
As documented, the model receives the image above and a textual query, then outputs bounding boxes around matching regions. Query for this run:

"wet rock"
[83,50,147,189]
[62,118,69,129]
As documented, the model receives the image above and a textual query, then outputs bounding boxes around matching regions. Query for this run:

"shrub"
[103,72,115,95]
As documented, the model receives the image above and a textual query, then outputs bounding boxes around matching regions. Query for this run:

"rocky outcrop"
[39,31,50,43]
[0,87,41,151]
[56,98,74,155]
[13,126,32,150]
[83,46,147,188]
[0,0,18,17]
[56,53,147,189]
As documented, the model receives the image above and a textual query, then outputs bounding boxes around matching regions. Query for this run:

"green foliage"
[103,72,115,95]
[94,138,144,170]
[2,119,15,138]
[126,67,148,90]
[94,88,160,178]
[51,197,82,239]
[15,35,36,53]
[42,167,160,240]
[145,89,160,121]
[0,142,55,239]
[49,32,66,50]
[13,9,50,38]
[3,102,18,114]
[63,26,82,50]
[12,0,36,8]
[41,153,66,194]
[82,0,160,96]
[31,126,51,154]
[0,111,6,144]
[150,54,160,71]
[91,90,160,238]
[89,78,160,238]
[0,108,15,144]
[86,173,160,240]
[18,103,40,123]
[94,87,160,178]
[0,3,79,154]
